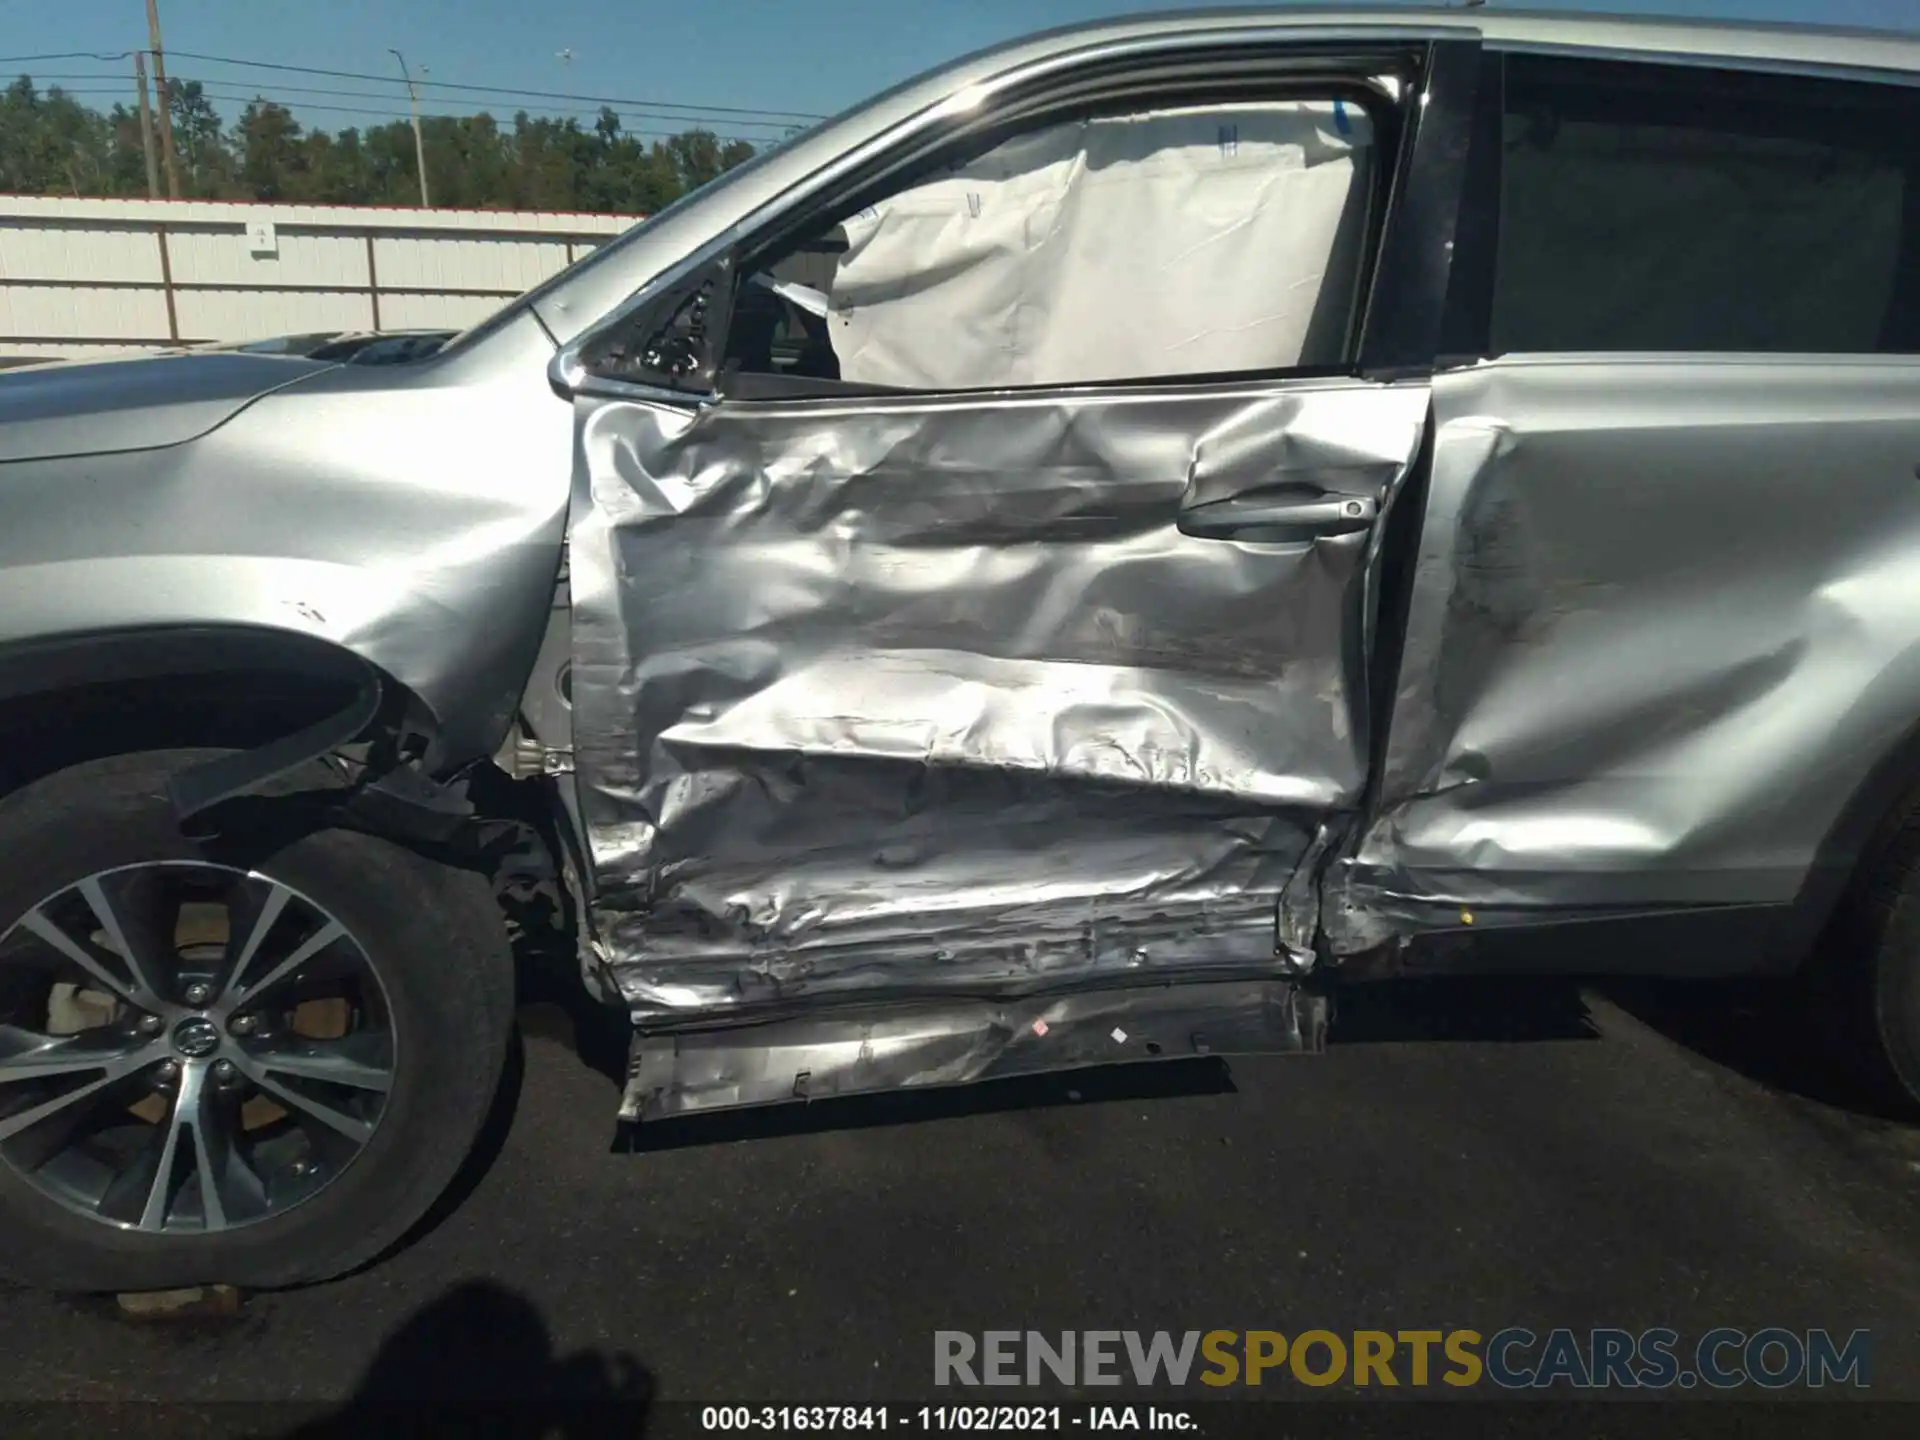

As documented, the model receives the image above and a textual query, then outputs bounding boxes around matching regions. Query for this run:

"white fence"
[0,196,644,362]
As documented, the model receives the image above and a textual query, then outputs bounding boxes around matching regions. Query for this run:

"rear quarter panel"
[1338,353,1920,945]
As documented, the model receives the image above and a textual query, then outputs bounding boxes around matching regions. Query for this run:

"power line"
[9,72,151,82]
[17,67,806,131]
[199,91,752,133]
[31,74,794,129]
[38,85,763,143]
[0,51,135,64]
[4,48,820,124]
[24,80,800,134]
[201,78,798,131]
[164,48,827,123]
[24,73,802,134]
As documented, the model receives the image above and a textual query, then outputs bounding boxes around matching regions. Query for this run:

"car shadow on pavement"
[512,929,634,1090]
[1597,975,1916,1122]
[1334,968,1917,1123]
[362,1026,530,1274]
[1328,976,1600,1045]
[280,1278,654,1438]
[354,919,638,1266]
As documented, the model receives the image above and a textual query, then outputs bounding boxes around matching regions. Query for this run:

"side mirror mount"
[551,253,735,400]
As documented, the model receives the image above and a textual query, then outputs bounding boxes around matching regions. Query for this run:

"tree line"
[0,75,764,211]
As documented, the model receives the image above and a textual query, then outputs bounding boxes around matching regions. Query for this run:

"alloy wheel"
[0,862,395,1234]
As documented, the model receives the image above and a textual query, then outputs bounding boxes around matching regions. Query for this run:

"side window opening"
[725,240,845,380]
[721,90,1388,397]
[1486,54,1920,357]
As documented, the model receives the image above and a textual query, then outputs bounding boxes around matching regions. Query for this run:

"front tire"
[0,749,513,1291]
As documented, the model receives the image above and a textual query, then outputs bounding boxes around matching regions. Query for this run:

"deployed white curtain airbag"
[824,100,1375,389]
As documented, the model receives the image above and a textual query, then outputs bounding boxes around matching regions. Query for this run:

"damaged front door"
[562,42,1473,1022]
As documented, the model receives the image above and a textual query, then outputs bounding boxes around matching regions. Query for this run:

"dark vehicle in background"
[2,6,1919,1292]
[170,329,460,364]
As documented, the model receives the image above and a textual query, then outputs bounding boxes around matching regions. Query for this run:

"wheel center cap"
[171,1016,221,1059]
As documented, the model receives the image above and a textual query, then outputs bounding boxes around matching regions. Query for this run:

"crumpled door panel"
[1330,355,1920,951]
[569,380,1426,1018]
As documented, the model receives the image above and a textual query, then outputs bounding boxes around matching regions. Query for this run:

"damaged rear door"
[562,37,1478,1021]
[1333,49,1920,968]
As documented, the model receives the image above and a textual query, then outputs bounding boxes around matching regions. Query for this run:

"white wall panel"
[1,197,642,358]
[375,291,508,330]
[175,288,375,340]
[1,222,162,283]
[165,228,371,288]
[0,284,172,340]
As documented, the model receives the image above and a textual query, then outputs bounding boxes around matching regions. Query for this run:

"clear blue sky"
[3,0,1914,143]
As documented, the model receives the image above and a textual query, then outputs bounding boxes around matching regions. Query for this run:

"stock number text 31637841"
[700,1406,1073,1431]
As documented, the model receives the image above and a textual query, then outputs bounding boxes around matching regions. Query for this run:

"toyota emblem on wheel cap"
[170,1016,222,1059]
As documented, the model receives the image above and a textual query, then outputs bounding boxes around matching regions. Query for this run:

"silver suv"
[4,7,1919,1291]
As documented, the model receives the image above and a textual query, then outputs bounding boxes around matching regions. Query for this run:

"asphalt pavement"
[2,972,1919,1431]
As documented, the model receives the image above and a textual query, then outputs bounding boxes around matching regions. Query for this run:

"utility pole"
[133,51,160,198]
[389,49,431,208]
[145,0,182,197]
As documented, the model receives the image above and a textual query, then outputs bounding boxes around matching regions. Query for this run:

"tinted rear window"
[1488,54,1920,355]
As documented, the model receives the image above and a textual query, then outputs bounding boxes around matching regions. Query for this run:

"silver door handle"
[1177,492,1377,541]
